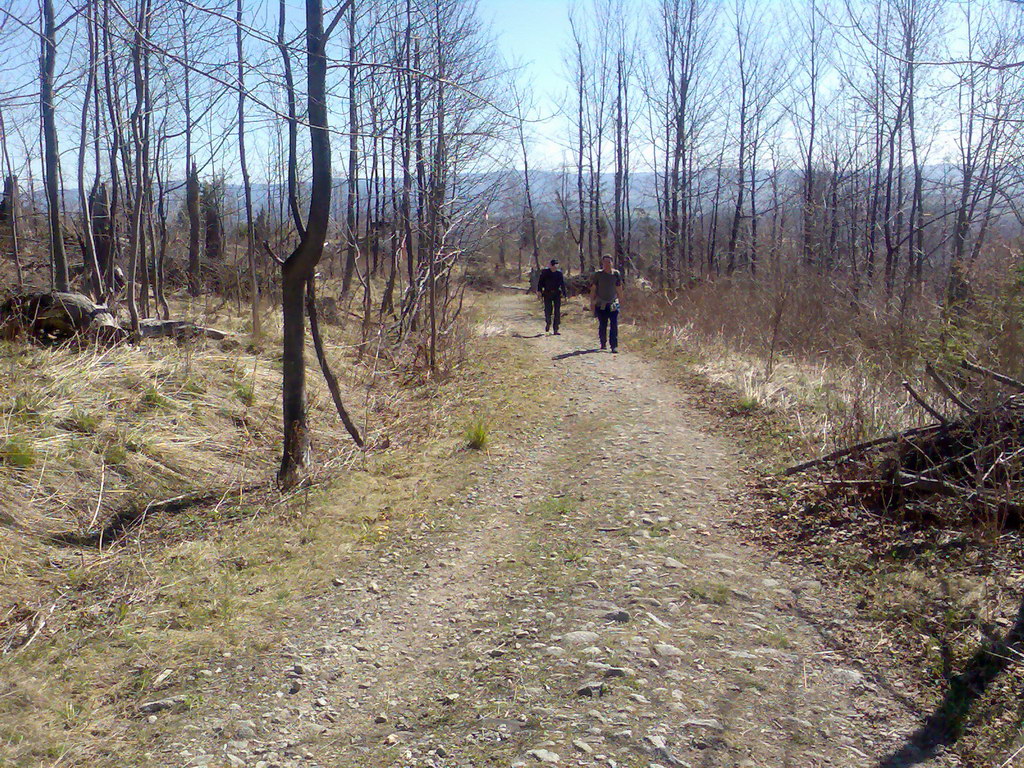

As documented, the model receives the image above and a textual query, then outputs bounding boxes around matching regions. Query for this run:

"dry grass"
[623,261,1024,461]
[0,285,543,767]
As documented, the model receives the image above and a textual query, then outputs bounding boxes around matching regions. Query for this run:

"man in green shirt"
[589,255,622,352]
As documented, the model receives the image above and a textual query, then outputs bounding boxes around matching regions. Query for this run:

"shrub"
[464,417,490,450]
[140,386,171,410]
[62,408,100,433]
[232,382,255,406]
[1,438,35,468]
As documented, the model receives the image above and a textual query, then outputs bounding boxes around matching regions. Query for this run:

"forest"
[3,0,1024,765]
[2,0,1024,393]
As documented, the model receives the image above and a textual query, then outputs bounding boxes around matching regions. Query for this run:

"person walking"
[589,255,622,352]
[537,258,568,334]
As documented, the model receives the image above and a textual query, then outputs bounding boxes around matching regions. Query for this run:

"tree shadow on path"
[552,348,601,361]
[876,593,1024,767]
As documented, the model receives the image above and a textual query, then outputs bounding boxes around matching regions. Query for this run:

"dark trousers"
[596,305,618,349]
[543,294,562,332]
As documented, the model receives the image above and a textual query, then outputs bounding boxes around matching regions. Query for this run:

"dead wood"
[925,363,975,415]
[960,360,1024,391]
[0,291,125,343]
[306,277,364,447]
[902,380,948,424]
[784,425,941,475]
[138,318,229,340]
[0,291,230,345]
[788,361,1024,530]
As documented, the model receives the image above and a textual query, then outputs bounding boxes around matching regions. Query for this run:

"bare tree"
[40,0,67,290]
[236,0,259,335]
[278,0,349,488]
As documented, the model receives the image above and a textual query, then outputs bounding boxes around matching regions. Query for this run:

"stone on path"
[654,643,686,658]
[527,748,561,763]
[561,630,599,646]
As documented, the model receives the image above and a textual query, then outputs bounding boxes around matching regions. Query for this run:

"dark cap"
[550,259,559,266]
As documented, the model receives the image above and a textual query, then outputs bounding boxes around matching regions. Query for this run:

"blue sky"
[476,0,574,168]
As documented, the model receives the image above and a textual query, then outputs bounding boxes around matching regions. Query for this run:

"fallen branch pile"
[787,360,1024,529]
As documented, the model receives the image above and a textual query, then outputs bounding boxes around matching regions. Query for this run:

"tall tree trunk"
[573,26,586,274]
[78,0,103,300]
[278,0,305,237]
[101,0,122,294]
[238,0,260,336]
[342,0,359,296]
[126,0,152,333]
[279,0,343,488]
[0,110,23,290]
[186,162,201,295]
[40,0,68,291]
[183,11,201,297]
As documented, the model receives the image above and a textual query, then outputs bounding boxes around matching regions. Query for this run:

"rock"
[603,610,631,623]
[835,668,864,685]
[561,631,599,646]
[441,693,460,705]
[138,697,184,714]
[289,664,307,676]
[604,666,632,678]
[287,681,302,695]
[576,681,605,698]
[664,557,684,569]
[645,734,668,750]
[682,718,723,731]
[653,643,686,658]
[527,748,560,763]
[572,738,593,754]
[374,713,389,724]
[225,755,245,768]
[233,720,258,739]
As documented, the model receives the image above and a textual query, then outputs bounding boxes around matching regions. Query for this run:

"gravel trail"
[150,293,951,768]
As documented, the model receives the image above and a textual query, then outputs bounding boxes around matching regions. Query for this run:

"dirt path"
[148,293,952,768]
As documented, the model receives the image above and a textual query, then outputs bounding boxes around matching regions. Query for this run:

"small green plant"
[101,434,129,466]
[141,385,171,410]
[464,417,490,450]
[1,437,35,468]
[232,382,255,406]
[735,395,760,413]
[689,581,731,605]
[9,393,44,423]
[182,378,207,396]
[533,496,575,517]
[61,408,100,433]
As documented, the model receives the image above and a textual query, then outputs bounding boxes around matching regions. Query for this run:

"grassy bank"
[0,292,552,767]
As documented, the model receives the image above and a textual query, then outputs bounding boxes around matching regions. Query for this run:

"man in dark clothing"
[537,258,568,334]
[590,255,622,352]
